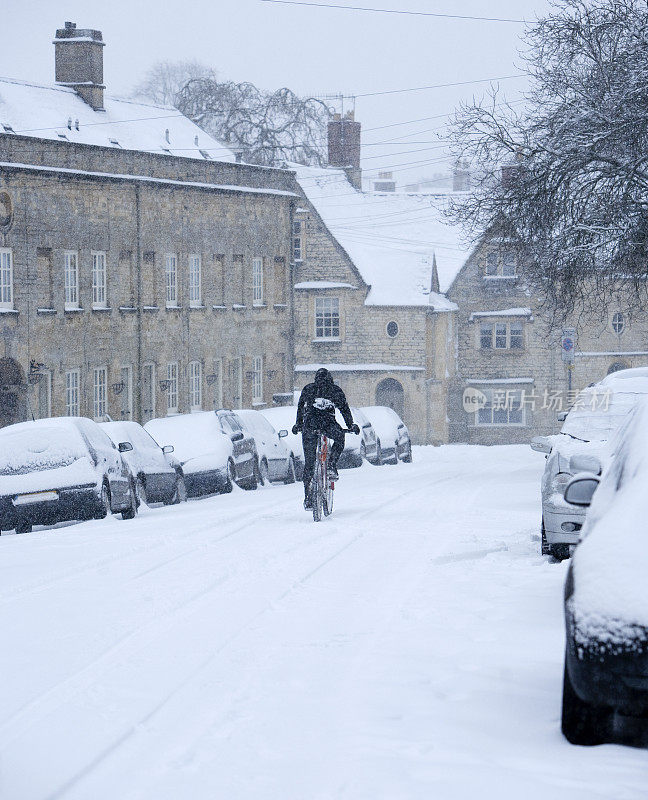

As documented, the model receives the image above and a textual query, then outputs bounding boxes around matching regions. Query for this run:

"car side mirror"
[557,411,568,422]
[530,436,552,454]
[564,474,600,507]
[569,454,601,475]
[162,445,174,454]
[278,429,288,438]
[231,431,244,442]
[118,441,133,453]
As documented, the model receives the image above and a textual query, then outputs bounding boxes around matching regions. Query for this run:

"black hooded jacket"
[295,369,354,431]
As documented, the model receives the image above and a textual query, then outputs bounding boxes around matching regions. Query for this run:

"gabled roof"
[0,77,235,162]
[292,163,471,309]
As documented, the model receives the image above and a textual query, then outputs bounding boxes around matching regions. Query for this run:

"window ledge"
[119,306,137,313]
[252,400,267,407]
[142,305,159,312]
[189,304,206,310]
[37,308,57,316]
[232,304,247,310]
[64,307,84,314]
[92,306,112,313]
[165,305,182,311]
[212,305,227,310]
[0,307,18,314]
[252,303,267,308]
[312,337,341,343]
[273,303,288,309]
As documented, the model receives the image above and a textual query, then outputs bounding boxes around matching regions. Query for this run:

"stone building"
[0,23,297,428]
[446,235,648,444]
[290,142,469,444]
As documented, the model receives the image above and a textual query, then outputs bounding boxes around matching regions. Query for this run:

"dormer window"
[484,249,517,277]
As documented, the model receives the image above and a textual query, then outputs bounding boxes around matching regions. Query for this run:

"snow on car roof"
[0,76,235,162]
[359,406,406,440]
[144,413,231,464]
[0,419,88,474]
[292,162,468,306]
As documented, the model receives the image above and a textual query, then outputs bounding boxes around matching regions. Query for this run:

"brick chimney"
[328,111,362,191]
[54,22,105,111]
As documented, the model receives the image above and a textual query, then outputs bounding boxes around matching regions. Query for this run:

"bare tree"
[132,61,217,108]
[176,78,330,167]
[449,0,648,316]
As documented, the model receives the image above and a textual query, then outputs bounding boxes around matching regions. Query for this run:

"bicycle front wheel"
[312,448,324,522]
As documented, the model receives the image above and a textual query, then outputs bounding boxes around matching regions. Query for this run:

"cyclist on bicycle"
[293,368,360,508]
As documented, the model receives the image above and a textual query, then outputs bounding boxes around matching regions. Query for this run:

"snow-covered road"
[1,445,645,800]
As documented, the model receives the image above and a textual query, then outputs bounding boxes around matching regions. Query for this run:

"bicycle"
[309,427,353,522]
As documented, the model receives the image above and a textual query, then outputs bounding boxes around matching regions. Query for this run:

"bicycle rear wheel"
[323,473,334,516]
[312,440,324,522]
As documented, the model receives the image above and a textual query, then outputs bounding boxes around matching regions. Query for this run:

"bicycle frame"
[309,427,353,522]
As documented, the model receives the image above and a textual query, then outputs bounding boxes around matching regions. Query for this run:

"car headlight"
[552,472,572,493]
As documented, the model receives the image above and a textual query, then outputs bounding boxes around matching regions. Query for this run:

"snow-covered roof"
[469,307,533,321]
[296,363,425,372]
[292,163,470,307]
[0,77,235,162]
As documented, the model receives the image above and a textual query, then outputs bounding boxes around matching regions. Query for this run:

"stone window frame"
[611,312,625,335]
[252,257,264,306]
[93,366,108,421]
[91,250,107,309]
[474,385,527,427]
[188,254,202,307]
[165,253,179,308]
[314,296,341,341]
[65,368,80,416]
[478,320,524,350]
[292,221,303,262]
[188,360,202,411]
[0,248,13,309]
[483,249,517,278]
[167,361,179,414]
[64,250,79,310]
[252,355,264,404]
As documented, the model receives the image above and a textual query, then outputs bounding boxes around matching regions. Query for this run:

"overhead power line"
[259,0,528,24]
[355,74,527,99]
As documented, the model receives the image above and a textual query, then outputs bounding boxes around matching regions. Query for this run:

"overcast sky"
[2,0,552,183]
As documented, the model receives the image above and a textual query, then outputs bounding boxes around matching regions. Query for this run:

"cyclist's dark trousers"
[302,419,346,495]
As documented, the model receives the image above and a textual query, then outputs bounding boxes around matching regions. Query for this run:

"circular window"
[611,312,625,335]
[386,321,399,338]
[0,192,12,229]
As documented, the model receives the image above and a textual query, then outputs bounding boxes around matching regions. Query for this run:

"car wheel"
[135,475,147,506]
[94,482,111,519]
[284,454,296,484]
[168,472,188,505]
[561,655,613,745]
[374,441,383,466]
[15,520,32,534]
[121,481,138,520]
[542,520,570,561]
[222,459,236,493]
[401,440,413,463]
[242,463,258,491]
[387,442,399,465]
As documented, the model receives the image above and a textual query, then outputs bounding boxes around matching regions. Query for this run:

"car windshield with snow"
[234,409,297,485]
[0,417,137,533]
[359,406,412,465]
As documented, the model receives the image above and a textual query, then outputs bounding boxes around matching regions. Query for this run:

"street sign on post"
[561,328,576,364]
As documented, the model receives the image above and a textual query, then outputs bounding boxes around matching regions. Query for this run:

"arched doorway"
[375,377,405,419]
[0,358,27,428]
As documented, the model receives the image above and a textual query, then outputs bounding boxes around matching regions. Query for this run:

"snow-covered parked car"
[337,407,363,469]
[531,368,648,560]
[145,413,235,498]
[235,409,297,484]
[352,407,378,464]
[0,417,137,534]
[101,420,187,505]
[561,397,648,746]
[259,406,304,480]
[359,406,412,465]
